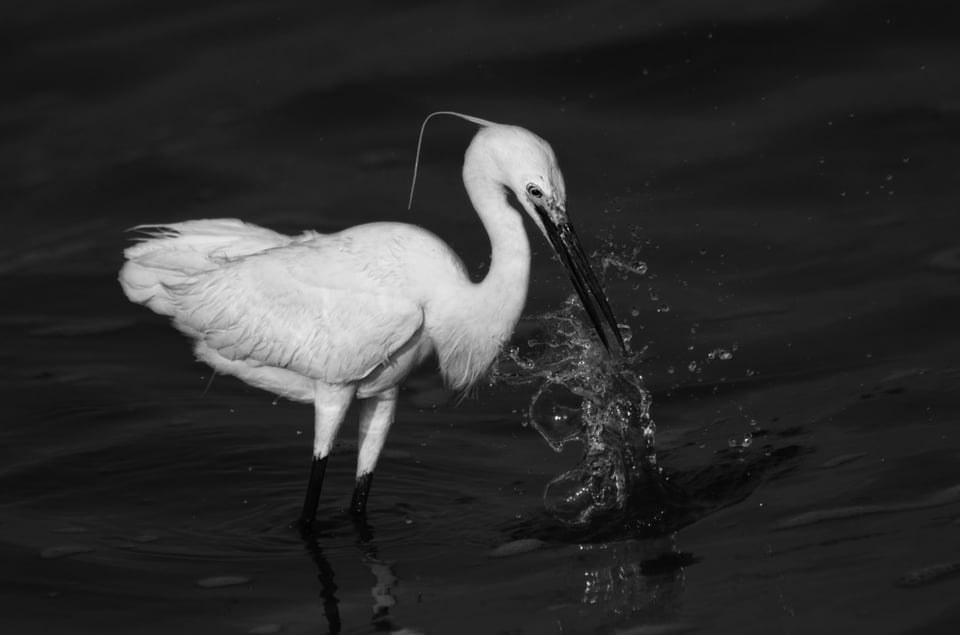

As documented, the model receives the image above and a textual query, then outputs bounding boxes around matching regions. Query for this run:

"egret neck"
[466,169,531,333]
[430,156,531,391]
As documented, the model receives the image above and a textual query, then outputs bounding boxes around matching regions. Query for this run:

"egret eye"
[526,184,544,199]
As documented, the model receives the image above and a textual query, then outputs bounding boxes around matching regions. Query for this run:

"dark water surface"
[2,1,960,633]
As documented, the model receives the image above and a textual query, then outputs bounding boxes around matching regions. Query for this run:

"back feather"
[119,218,425,385]
[119,219,294,315]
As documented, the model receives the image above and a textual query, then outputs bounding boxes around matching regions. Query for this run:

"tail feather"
[119,218,293,316]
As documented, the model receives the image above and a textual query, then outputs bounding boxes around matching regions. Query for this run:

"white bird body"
[121,216,526,400]
[119,115,621,523]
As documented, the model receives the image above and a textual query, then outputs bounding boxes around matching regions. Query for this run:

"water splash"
[493,295,664,527]
[600,254,648,278]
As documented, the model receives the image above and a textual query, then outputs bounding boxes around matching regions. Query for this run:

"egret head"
[409,112,625,354]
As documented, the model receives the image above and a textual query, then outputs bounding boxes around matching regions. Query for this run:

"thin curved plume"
[407,111,495,210]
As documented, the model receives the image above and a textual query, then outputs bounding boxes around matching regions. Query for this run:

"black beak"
[536,206,626,354]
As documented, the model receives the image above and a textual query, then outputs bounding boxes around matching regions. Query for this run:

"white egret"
[119,112,624,528]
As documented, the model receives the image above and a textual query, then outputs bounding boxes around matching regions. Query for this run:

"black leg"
[300,456,329,531]
[349,472,374,516]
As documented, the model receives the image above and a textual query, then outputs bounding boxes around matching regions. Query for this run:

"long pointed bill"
[536,207,626,354]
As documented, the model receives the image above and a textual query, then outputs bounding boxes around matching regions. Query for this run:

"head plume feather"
[408,111,495,210]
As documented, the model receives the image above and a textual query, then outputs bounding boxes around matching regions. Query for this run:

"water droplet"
[707,347,732,361]
[657,304,670,313]
[529,383,584,451]
[599,255,647,278]
[728,434,753,449]
[544,454,625,525]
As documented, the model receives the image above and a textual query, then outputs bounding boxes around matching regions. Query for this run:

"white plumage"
[119,114,622,524]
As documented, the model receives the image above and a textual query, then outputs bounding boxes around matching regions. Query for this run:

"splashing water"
[490,235,802,539]
[493,295,663,527]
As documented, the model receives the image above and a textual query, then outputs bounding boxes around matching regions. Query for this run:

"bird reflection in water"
[302,520,692,633]
[561,536,694,631]
[300,518,399,634]
[301,538,342,634]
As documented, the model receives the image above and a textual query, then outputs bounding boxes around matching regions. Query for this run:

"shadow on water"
[478,445,808,630]
[505,443,808,545]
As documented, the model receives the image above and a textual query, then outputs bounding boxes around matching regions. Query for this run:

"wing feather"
[166,244,424,385]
